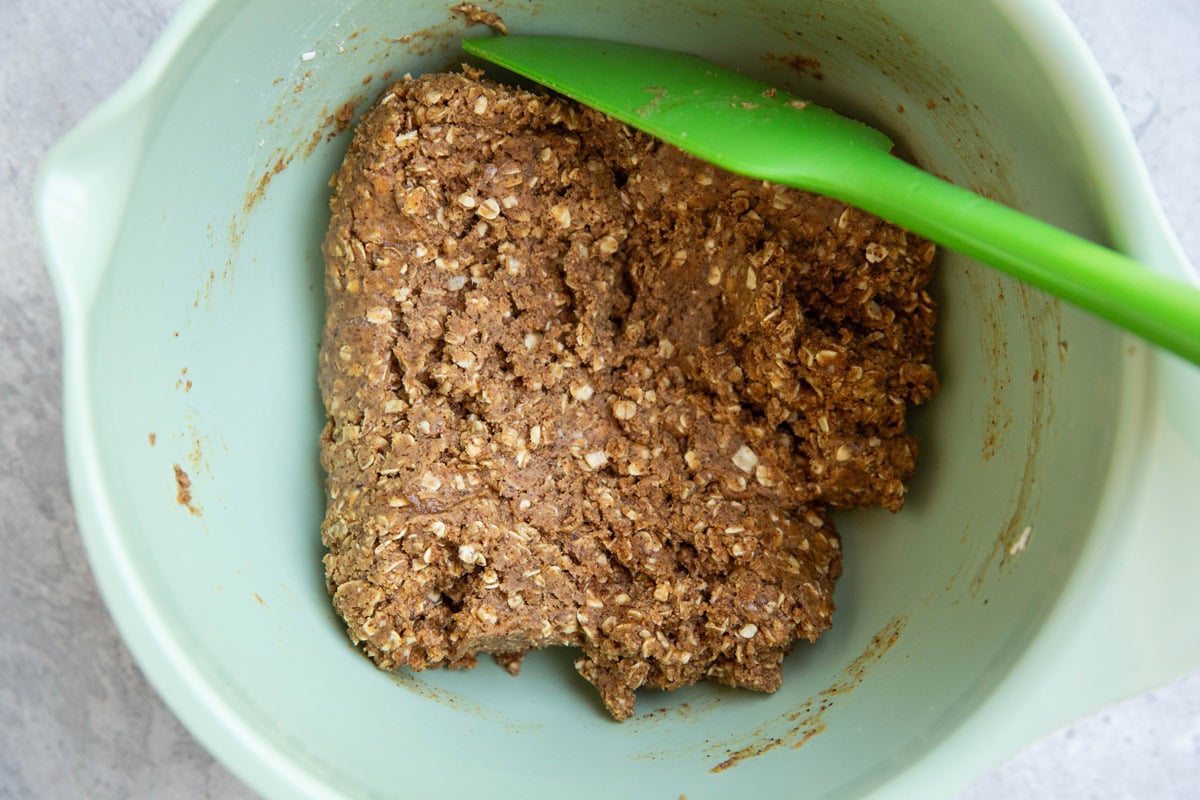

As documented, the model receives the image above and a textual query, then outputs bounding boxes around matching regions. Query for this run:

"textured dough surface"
[318,69,937,719]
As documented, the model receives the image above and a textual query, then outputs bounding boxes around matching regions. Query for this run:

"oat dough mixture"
[319,68,937,720]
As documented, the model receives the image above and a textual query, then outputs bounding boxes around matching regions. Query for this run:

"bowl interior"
[81,0,1126,796]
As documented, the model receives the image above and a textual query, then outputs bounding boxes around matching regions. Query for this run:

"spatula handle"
[814,152,1200,366]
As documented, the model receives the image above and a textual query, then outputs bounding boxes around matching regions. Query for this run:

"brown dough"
[318,68,937,720]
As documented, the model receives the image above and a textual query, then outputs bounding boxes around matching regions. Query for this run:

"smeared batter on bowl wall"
[710,614,907,772]
[317,68,937,720]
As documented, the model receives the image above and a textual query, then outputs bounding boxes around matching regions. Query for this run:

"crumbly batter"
[318,68,937,719]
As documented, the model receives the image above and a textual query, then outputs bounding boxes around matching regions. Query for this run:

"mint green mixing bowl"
[35,0,1200,797]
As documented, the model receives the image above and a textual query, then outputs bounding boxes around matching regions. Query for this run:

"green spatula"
[462,35,1200,366]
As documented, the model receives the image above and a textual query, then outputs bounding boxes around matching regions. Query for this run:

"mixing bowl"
[34,0,1200,797]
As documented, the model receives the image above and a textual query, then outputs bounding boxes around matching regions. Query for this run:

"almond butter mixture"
[318,68,937,720]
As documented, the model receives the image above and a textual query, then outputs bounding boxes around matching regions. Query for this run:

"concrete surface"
[1,0,1197,796]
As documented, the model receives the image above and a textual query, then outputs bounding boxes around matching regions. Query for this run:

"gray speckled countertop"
[2,1,1197,797]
